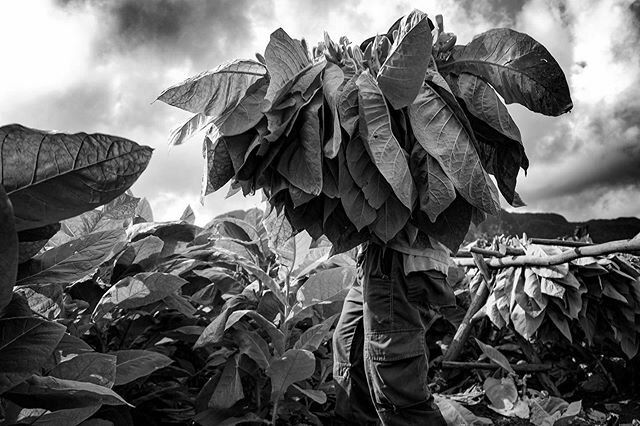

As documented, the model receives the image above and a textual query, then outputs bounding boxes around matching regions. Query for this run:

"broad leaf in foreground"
[49,353,117,388]
[357,71,416,210]
[439,28,572,116]
[0,184,17,315]
[409,143,456,222]
[112,349,173,386]
[17,229,126,286]
[267,349,315,402]
[0,317,66,393]
[1,124,152,231]
[408,82,500,215]
[377,9,433,109]
[157,59,267,116]
[7,376,129,410]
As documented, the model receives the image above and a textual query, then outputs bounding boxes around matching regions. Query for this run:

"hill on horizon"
[467,210,640,243]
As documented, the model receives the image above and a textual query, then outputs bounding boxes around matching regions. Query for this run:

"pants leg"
[362,246,447,426]
[333,285,379,425]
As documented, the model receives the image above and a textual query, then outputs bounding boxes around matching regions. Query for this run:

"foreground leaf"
[434,394,493,425]
[112,350,173,386]
[202,134,235,197]
[475,338,515,375]
[17,229,126,286]
[377,9,433,109]
[157,59,266,116]
[1,124,152,231]
[357,71,416,209]
[267,349,315,402]
[17,406,99,426]
[209,355,244,410]
[0,317,66,393]
[439,28,572,116]
[0,184,18,315]
[409,144,456,222]
[7,376,129,409]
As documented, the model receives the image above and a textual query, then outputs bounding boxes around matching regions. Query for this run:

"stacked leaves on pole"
[159,9,571,254]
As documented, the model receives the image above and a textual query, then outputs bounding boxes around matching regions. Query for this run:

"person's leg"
[333,285,379,425]
[361,246,446,426]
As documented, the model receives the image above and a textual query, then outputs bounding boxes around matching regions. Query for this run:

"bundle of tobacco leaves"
[159,9,571,254]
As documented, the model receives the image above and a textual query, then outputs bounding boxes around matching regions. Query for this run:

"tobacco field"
[1,8,640,426]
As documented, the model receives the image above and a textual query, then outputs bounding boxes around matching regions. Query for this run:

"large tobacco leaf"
[338,149,376,231]
[438,28,572,116]
[17,229,126,286]
[409,143,456,222]
[168,113,211,147]
[408,82,500,215]
[267,349,315,402]
[216,78,269,136]
[337,74,359,137]
[0,184,17,315]
[0,317,66,394]
[357,71,416,210]
[413,195,475,252]
[277,92,323,195]
[345,135,391,210]
[0,124,152,232]
[447,73,528,205]
[7,376,129,410]
[377,9,433,109]
[371,194,411,243]
[49,352,117,388]
[263,28,311,107]
[18,223,60,264]
[322,62,345,158]
[157,59,266,116]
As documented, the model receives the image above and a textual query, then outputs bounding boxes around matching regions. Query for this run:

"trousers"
[332,244,447,425]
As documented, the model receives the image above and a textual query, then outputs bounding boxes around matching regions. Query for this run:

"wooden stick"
[452,238,640,268]
[530,238,592,247]
[440,361,552,373]
[442,277,491,363]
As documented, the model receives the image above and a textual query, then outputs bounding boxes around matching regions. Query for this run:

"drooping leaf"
[17,229,125,286]
[357,71,416,210]
[0,184,18,315]
[292,384,327,404]
[223,310,285,356]
[547,308,572,342]
[267,349,315,402]
[338,74,359,137]
[216,77,269,136]
[413,196,475,252]
[1,124,152,231]
[408,82,500,215]
[289,266,356,322]
[322,62,345,158]
[447,73,527,205]
[277,91,323,195]
[371,194,411,243]
[92,272,188,321]
[434,394,493,425]
[7,376,129,410]
[49,353,117,388]
[202,134,234,197]
[409,143,456,222]
[157,59,267,116]
[0,317,66,393]
[112,350,173,386]
[263,28,311,107]
[234,329,271,370]
[338,148,376,231]
[377,9,433,109]
[135,197,154,223]
[439,28,572,116]
[345,135,391,210]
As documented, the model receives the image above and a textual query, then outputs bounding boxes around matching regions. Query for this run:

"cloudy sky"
[1,0,638,225]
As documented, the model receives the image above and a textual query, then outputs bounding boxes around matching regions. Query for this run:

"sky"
[0,0,638,225]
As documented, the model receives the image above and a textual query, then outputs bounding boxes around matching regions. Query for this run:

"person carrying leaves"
[160,8,571,425]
